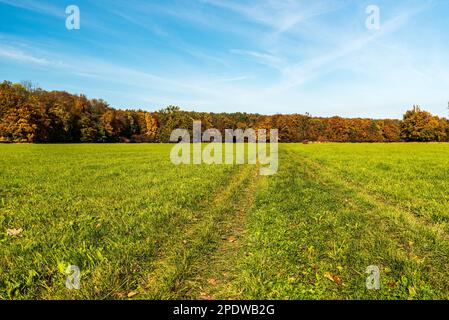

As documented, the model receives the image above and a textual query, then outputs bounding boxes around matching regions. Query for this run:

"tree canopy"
[400,106,448,142]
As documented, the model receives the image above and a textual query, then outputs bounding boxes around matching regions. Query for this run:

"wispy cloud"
[227,1,433,94]
[230,49,284,70]
[201,0,345,34]
[0,40,218,98]
[0,0,63,17]
[0,45,52,65]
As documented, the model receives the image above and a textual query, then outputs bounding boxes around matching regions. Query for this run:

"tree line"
[0,81,448,143]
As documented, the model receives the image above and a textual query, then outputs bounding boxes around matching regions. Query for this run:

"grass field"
[1,143,449,300]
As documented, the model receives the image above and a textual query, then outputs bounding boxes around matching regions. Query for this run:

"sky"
[1,0,449,119]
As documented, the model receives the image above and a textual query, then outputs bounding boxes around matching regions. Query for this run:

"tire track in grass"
[226,146,449,299]
[139,164,259,299]
[284,146,449,298]
[186,165,260,300]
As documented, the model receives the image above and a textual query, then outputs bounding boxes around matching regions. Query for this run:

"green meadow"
[1,143,449,299]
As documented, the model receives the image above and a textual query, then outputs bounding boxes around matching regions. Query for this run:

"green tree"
[400,106,448,142]
[156,106,192,142]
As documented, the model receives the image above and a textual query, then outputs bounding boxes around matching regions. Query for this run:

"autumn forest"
[0,80,448,144]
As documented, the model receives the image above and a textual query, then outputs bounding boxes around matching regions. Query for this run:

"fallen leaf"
[228,236,237,243]
[115,292,126,299]
[127,291,138,298]
[207,278,217,285]
[199,292,214,300]
[7,228,23,237]
[324,272,333,282]
[333,276,342,285]
[324,272,342,285]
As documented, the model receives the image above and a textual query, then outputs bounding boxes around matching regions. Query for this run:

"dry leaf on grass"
[7,228,23,237]
[127,291,138,298]
[115,292,126,299]
[324,272,342,285]
[199,292,214,300]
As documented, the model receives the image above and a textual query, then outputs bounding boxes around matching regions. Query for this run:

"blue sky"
[1,0,448,118]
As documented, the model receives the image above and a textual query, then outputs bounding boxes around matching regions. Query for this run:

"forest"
[0,81,448,143]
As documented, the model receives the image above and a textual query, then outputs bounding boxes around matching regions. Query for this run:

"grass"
[1,143,449,299]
